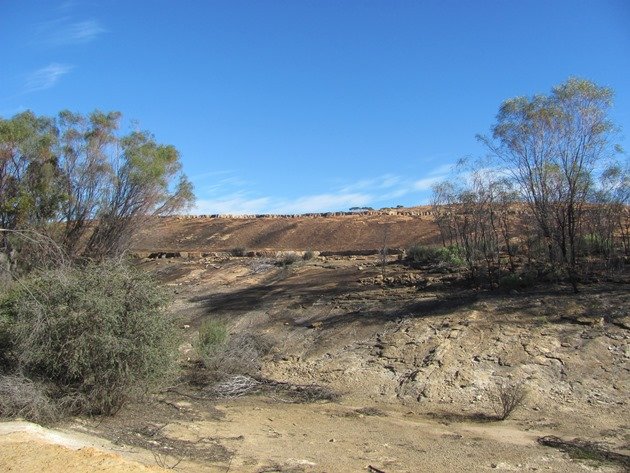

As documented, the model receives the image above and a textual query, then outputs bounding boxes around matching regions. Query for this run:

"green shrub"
[1,261,178,415]
[303,250,315,261]
[196,319,228,363]
[0,300,14,370]
[579,233,613,256]
[407,244,464,267]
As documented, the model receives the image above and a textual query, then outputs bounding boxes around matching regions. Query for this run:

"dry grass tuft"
[0,374,59,423]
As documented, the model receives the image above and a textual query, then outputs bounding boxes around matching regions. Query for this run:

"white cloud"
[191,164,455,215]
[57,0,81,10]
[24,63,73,92]
[194,192,371,215]
[36,17,105,46]
[270,193,372,214]
[61,19,105,44]
[413,175,445,191]
[189,170,234,182]
[339,174,401,193]
[378,175,401,189]
[195,194,272,215]
[428,163,455,176]
[382,187,413,200]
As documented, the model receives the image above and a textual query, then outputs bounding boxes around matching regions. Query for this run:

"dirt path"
[158,399,599,472]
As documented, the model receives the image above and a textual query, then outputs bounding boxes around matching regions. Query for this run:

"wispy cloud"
[195,194,272,215]
[57,0,81,10]
[338,174,401,193]
[270,193,372,214]
[24,63,73,92]
[189,170,234,182]
[192,164,454,215]
[413,175,446,191]
[427,163,455,176]
[195,192,372,215]
[35,17,105,46]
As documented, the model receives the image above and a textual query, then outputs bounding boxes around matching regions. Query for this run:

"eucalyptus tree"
[0,110,194,264]
[478,78,622,289]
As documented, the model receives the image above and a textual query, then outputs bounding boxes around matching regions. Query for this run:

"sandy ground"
[0,421,164,472]
[1,401,625,473]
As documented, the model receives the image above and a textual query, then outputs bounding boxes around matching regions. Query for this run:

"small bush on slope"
[195,319,272,382]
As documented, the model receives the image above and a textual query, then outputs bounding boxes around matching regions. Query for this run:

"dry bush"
[207,374,339,403]
[193,323,337,403]
[353,406,386,417]
[207,375,262,398]
[276,253,300,267]
[231,247,247,257]
[0,374,59,423]
[195,326,273,383]
[490,379,527,420]
[538,435,630,468]
[267,381,339,403]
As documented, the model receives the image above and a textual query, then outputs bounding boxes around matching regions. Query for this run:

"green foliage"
[407,244,464,267]
[0,111,65,232]
[1,109,195,262]
[0,261,178,415]
[429,78,626,288]
[579,233,613,256]
[196,319,229,363]
[479,78,622,287]
[0,298,13,369]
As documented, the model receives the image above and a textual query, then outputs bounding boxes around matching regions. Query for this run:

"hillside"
[131,207,441,255]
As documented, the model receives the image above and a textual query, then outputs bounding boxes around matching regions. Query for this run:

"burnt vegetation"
[431,78,628,291]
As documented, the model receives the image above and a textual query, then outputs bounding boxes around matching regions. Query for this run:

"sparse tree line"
[430,78,629,291]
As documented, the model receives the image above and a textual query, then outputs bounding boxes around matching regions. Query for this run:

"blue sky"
[2,0,629,214]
